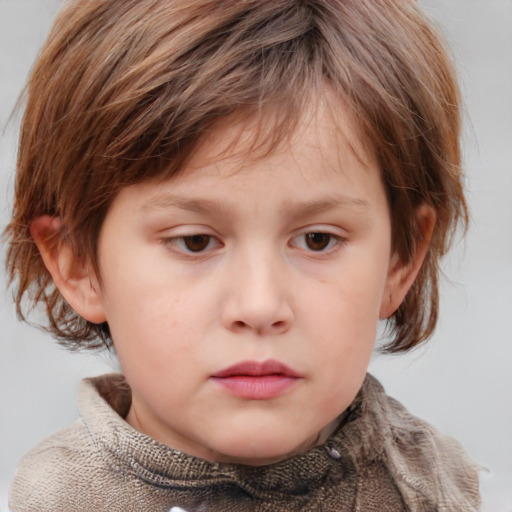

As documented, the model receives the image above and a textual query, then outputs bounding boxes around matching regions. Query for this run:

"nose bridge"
[240,243,281,301]
[223,241,293,334]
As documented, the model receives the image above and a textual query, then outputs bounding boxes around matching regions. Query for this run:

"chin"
[210,428,316,466]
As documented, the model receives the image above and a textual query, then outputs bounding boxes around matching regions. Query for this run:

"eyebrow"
[287,197,370,217]
[140,196,232,216]
[140,194,370,217]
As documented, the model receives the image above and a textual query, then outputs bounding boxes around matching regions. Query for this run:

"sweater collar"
[78,373,376,498]
[78,372,480,509]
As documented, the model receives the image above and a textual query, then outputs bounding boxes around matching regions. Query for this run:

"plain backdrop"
[1,1,511,511]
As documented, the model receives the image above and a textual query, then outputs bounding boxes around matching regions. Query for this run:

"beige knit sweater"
[9,373,480,511]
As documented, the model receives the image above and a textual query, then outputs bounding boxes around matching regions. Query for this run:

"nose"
[220,249,294,336]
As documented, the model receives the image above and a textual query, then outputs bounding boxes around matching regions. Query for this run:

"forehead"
[124,92,386,221]
[176,89,375,182]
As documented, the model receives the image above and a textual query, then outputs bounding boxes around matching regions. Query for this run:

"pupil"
[306,233,330,250]
[184,235,209,252]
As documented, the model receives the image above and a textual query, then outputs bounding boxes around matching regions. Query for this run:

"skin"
[32,96,433,466]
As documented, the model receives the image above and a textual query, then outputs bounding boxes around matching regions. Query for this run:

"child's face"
[88,100,402,465]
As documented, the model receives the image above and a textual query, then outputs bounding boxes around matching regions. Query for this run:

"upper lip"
[211,359,301,378]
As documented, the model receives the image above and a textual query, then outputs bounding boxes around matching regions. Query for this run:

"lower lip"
[211,375,299,400]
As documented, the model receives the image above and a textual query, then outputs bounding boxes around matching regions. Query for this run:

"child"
[5,0,481,510]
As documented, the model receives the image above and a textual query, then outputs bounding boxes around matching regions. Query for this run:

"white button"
[327,447,341,459]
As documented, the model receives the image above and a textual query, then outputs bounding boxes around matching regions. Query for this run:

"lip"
[210,360,302,400]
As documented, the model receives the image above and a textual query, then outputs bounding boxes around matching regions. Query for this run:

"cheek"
[110,295,197,354]
[301,259,388,373]
[313,272,385,340]
[104,272,218,379]
[101,247,191,334]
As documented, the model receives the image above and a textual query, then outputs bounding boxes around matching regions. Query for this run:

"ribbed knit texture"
[9,373,480,511]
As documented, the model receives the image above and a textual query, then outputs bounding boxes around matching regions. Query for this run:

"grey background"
[1,0,511,510]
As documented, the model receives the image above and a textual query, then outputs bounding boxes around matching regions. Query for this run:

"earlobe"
[379,205,436,319]
[30,216,107,324]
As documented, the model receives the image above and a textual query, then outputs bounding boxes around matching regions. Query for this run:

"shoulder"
[8,374,132,512]
[9,419,108,512]
[362,374,481,512]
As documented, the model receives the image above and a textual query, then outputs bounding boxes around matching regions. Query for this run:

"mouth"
[210,360,302,400]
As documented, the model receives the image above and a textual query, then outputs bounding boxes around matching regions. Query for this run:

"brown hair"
[4,0,467,352]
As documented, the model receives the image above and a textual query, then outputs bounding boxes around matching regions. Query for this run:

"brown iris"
[305,233,332,251]
[183,235,211,252]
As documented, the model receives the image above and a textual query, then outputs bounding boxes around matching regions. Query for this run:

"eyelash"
[162,231,343,256]
[162,234,221,254]
[290,232,342,253]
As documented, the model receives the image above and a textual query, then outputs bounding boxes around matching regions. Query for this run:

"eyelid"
[289,226,347,253]
[290,224,348,239]
[290,234,341,252]
[159,227,224,256]
[162,235,223,255]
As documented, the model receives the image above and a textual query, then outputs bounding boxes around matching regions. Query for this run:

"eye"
[164,234,221,253]
[292,232,341,252]
[182,235,212,252]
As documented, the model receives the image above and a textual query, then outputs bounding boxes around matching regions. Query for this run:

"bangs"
[6,0,466,351]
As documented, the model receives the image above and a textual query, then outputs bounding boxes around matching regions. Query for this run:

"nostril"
[230,319,288,334]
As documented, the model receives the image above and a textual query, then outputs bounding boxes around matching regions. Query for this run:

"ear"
[30,216,107,324]
[379,205,436,319]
